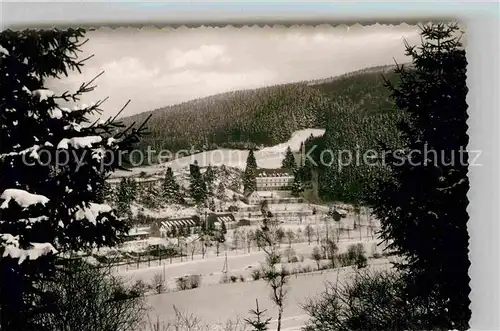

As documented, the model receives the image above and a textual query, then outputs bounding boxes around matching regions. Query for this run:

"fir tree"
[220,220,227,238]
[244,299,271,331]
[204,164,216,195]
[209,198,216,212]
[214,220,227,256]
[291,175,304,197]
[139,182,161,209]
[369,23,470,329]
[216,181,226,201]
[116,177,137,218]
[247,148,257,169]
[281,146,297,171]
[189,162,207,204]
[0,29,147,329]
[243,149,257,195]
[162,167,181,203]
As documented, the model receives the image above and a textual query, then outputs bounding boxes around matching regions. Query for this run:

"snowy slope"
[110,128,325,178]
[259,128,325,153]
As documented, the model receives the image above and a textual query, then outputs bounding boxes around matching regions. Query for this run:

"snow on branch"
[74,202,113,225]
[0,234,57,264]
[32,89,55,101]
[0,189,49,209]
[0,145,41,159]
[0,44,9,56]
[57,136,103,149]
[48,108,63,119]
[436,178,467,192]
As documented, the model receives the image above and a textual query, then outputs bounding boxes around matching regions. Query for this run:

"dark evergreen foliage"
[216,182,226,201]
[122,65,403,165]
[0,28,147,330]
[291,174,304,197]
[162,167,182,203]
[116,177,137,218]
[243,149,257,195]
[189,162,207,204]
[281,146,297,171]
[310,97,403,203]
[138,182,161,209]
[204,164,216,195]
[368,23,470,329]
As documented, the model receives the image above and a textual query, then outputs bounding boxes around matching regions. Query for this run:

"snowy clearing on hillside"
[110,128,325,178]
[259,128,325,153]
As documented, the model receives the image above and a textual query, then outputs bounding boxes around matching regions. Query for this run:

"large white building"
[255,168,294,191]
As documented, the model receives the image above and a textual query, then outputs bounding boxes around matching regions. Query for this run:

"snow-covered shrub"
[356,255,368,269]
[346,243,368,269]
[188,274,201,289]
[220,274,230,284]
[300,265,313,273]
[130,279,150,297]
[251,269,262,280]
[176,277,189,291]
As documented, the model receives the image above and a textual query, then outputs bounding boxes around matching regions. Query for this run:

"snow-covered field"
[111,128,325,178]
[145,258,393,331]
[118,238,384,285]
[114,228,388,331]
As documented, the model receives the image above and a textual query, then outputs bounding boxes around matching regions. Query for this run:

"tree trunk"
[0,261,26,331]
[277,308,283,331]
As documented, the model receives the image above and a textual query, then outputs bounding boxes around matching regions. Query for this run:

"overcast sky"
[47,24,423,119]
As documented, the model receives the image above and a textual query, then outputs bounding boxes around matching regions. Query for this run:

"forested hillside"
[122,64,404,164]
[121,64,409,203]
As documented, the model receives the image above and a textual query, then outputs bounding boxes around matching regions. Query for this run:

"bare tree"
[311,247,322,270]
[304,224,313,245]
[255,220,290,331]
[285,229,295,249]
[152,273,166,294]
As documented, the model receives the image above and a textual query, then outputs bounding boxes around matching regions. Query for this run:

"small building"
[124,226,150,241]
[107,176,163,189]
[255,168,294,191]
[328,207,348,222]
[159,215,201,237]
[246,191,262,205]
[206,213,237,230]
[243,190,289,206]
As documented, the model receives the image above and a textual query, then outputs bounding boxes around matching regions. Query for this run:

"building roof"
[160,216,200,230]
[126,227,150,237]
[255,168,293,177]
[246,190,261,198]
[207,213,236,225]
